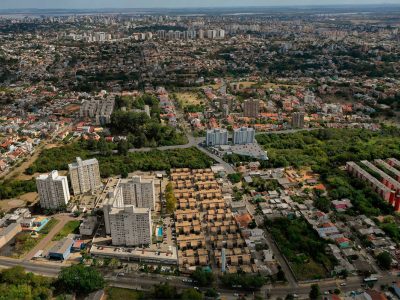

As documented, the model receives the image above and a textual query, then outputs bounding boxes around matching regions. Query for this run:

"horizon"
[1,0,400,10]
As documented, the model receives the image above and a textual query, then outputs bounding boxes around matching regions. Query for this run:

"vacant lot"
[175,92,203,107]
[52,220,81,241]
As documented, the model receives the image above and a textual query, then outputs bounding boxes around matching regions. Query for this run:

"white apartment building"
[120,176,156,210]
[206,128,229,146]
[233,127,255,145]
[109,205,152,246]
[68,157,101,195]
[36,170,70,210]
[103,176,156,235]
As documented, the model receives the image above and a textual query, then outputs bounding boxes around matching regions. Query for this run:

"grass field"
[52,220,81,241]
[175,92,203,107]
[105,287,144,300]
[39,218,60,235]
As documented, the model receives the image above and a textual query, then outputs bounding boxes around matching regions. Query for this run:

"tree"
[152,282,177,299]
[165,183,177,214]
[376,251,392,270]
[57,264,105,295]
[285,294,295,300]
[181,288,203,300]
[313,197,330,213]
[309,284,322,300]
[228,173,242,184]
[117,139,129,156]
[205,288,218,298]
[191,268,214,286]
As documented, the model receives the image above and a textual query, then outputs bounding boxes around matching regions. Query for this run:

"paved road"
[0,257,397,299]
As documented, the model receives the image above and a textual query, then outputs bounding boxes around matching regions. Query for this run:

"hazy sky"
[1,0,399,9]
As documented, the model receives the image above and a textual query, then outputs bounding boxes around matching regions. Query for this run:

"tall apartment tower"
[109,205,152,246]
[36,170,70,209]
[292,112,305,129]
[206,128,229,146]
[68,157,101,195]
[120,176,156,210]
[243,99,260,118]
[233,127,255,145]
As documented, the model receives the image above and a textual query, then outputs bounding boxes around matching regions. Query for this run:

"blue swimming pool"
[157,227,163,237]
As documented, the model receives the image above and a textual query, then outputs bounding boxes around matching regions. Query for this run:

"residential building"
[243,99,260,118]
[206,128,228,146]
[36,170,70,210]
[233,127,255,145]
[109,205,152,247]
[120,176,156,210]
[68,157,101,195]
[292,112,305,129]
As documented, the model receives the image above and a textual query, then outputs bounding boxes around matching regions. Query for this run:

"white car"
[340,282,347,286]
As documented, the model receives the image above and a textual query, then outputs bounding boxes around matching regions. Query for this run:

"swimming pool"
[157,226,163,237]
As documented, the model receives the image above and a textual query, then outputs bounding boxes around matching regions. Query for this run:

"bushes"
[220,273,266,290]
[267,217,336,280]
[0,179,36,200]
[256,128,400,169]
[57,264,105,295]
[27,142,214,178]
[0,266,53,299]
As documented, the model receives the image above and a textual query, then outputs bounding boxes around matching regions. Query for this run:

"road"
[0,256,398,299]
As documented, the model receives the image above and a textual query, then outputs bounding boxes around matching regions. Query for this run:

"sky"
[1,0,400,9]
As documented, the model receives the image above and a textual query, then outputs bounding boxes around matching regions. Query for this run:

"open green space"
[52,220,81,241]
[39,218,59,235]
[256,127,400,170]
[105,287,144,300]
[266,217,336,281]
[26,142,214,178]
[0,179,36,200]
[12,232,42,258]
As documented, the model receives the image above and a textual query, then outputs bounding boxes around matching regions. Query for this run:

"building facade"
[292,112,305,129]
[206,128,228,146]
[36,170,70,209]
[233,127,255,145]
[68,157,101,195]
[243,99,260,118]
[120,176,156,210]
[109,205,152,246]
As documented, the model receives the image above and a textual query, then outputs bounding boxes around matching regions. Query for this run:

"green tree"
[181,288,203,300]
[152,282,177,299]
[165,183,177,214]
[376,251,392,270]
[191,268,215,286]
[309,284,321,300]
[117,139,129,156]
[313,197,331,213]
[57,264,105,295]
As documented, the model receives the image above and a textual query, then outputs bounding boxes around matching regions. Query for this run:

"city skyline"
[1,0,400,9]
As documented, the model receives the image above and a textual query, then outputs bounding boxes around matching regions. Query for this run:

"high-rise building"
[36,170,70,209]
[68,157,101,195]
[217,29,225,39]
[120,176,156,210]
[243,99,260,118]
[198,29,204,39]
[109,205,152,246]
[292,112,305,129]
[206,128,228,146]
[233,127,255,145]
